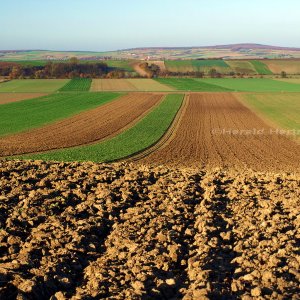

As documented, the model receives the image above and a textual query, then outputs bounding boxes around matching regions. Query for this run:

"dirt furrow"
[0,93,163,156]
[183,171,237,299]
[140,93,300,171]
[73,168,203,299]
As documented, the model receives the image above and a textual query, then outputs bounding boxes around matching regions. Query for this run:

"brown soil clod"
[0,160,299,299]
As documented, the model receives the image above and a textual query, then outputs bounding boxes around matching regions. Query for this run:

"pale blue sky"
[1,0,299,51]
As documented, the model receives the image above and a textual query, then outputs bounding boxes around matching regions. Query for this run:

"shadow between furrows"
[201,176,238,299]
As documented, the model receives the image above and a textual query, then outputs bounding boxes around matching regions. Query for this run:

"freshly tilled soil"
[0,93,163,156]
[0,159,299,299]
[140,93,300,171]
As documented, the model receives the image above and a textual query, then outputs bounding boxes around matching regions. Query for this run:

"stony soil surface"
[0,160,299,299]
[0,93,162,156]
[141,93,300,172]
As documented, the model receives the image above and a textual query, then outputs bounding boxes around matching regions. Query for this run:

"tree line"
[0,58,136,79]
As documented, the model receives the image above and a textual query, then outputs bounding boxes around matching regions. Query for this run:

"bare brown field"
[90,79,137,91]
[0,93,48,105]
[264,60,300,74]
[0,160,299,299]
[140,93,300,171]
[0,93,163,156]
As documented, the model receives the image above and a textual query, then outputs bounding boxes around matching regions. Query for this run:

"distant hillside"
[1,44,300,60]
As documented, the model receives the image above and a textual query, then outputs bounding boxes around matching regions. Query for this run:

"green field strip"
[0,79,69,92]
[165,61,194,72]
[250,61,273,75]
[0,92,122,137]
[155,78,233,92]
[105,60,135,72]
[197,78,300,92]
[239,93,300,131]
[59,78,92,91]
[22,94,184,162]
[191,60,231,72]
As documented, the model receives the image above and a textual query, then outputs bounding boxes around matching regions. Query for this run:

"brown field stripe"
[125,94,188,162]
[0,93,163,156]
[0,93,48,105]
[140,92,300,171]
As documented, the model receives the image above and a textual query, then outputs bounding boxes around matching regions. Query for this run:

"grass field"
[197,78,300,92]
[155,78,233,91]
[251,61,273,75]
[105,60,135,72]
[0,79,69,92]
[0,92,122,136]
[239,93,300,132]
[59,78,92,91]
[24,94,183,162]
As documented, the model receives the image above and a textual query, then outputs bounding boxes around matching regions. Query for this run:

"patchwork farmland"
[1,76,300,299]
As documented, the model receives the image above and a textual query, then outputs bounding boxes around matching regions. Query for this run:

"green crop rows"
[251,61,273,75]
[59,78,92,91]
[155,78,233,91]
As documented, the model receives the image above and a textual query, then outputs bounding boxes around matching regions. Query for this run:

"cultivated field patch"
[1,94,163,156]
[225,60,257,74]
[59,78,92,91]
[0,79,69,92]
[155,78,233,91]
[91,79,173,91]
[24,94,183,162]
[238,92,300,133]
[191,59,231,73]
[275,78,300,84]
[0,92,121,137]
[197,78,300,92]
[91,79,137,91]
[250,60,273,74]
[0,93,48,105]
[141,93,300,171]
[126,79,175,91]
[264,60,300,74]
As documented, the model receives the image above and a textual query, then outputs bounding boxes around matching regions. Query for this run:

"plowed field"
[0,160,299,299]
[140,93,300,171]
[0,93,47,105]
[0,93,162,156]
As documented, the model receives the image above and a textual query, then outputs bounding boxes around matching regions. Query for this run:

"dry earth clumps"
[0,160,299,299]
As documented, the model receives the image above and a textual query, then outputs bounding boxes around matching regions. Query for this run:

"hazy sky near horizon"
[1,0,299,51]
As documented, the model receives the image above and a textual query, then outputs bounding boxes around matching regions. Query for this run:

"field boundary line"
[123,93,189,163]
